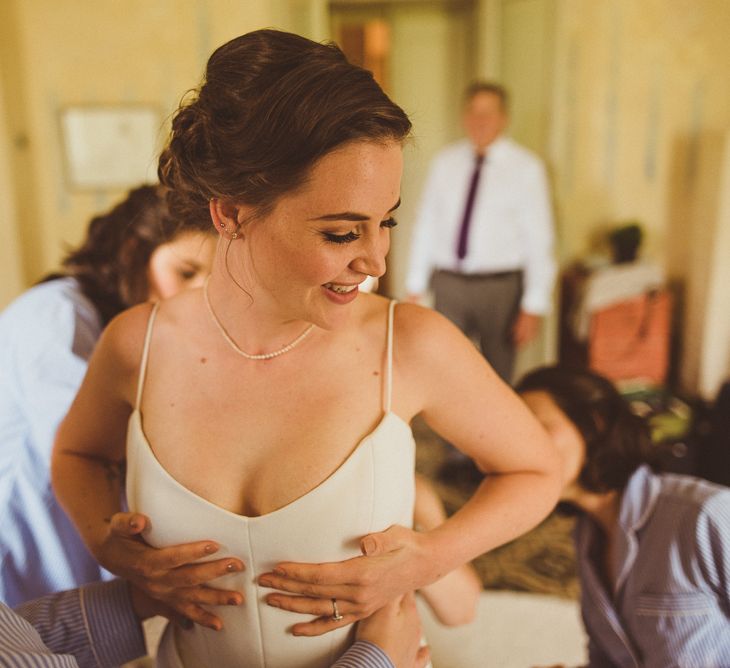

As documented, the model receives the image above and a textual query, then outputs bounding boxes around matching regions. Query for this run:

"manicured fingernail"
[210,622,221,631]
[204,544,217,554]
[226,562,239,572]
[273,567,286,576]
[129,520,139,529]
[267,597,280,608]
[228,597,239,606]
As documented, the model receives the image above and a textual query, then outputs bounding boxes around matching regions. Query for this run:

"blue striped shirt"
[0,580,394,667]
[1,579,144,667]
[576,465,730,667]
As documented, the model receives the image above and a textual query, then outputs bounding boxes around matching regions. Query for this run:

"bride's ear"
[209,198,247,240]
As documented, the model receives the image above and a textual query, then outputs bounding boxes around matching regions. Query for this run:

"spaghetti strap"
[384,299,397,413]
[135,302,160,410]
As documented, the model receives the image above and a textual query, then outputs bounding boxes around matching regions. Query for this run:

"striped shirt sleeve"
[0,600,78,667]
[8,579,146,668]
[332,640,395,668]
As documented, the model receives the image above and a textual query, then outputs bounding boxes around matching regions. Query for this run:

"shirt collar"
[613,465,661,593]
[464,135,509,161]
[618,465,661,533]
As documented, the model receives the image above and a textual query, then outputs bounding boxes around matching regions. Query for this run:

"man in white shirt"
[406,81,555,383]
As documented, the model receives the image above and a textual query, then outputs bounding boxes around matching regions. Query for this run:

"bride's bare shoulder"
[353,296,468,360]
[393,302,462,343]
[99,302,157,370]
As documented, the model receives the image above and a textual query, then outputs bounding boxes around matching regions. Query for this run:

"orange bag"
[588,290,672,385]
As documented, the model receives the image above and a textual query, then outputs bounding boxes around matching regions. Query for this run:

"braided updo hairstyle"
[158,29,412,228]
[516,366,660,493]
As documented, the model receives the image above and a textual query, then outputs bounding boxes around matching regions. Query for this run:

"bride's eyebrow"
[308,198,401,222]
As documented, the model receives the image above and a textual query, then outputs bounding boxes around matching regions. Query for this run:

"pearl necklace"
[203,278,314,360]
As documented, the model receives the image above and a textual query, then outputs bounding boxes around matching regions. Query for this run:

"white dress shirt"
[406,137,556,314]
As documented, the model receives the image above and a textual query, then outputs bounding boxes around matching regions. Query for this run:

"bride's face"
[240,139,403,328]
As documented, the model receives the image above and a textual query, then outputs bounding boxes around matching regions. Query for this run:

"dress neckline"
[128,408,412,522]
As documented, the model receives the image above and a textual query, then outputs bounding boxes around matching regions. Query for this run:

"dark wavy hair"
[42,184,195,325]
[516,366,660,493]
[158,29,412,229]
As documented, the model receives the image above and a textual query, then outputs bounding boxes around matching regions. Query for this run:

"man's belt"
[435,269,522,281]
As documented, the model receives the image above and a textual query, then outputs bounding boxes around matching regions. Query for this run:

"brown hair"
[464,80,509,112]
[43,184,202,325]
[158,29,412,228]
[516,366,660,493]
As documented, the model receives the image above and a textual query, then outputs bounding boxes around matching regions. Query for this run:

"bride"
[52,29,560,667]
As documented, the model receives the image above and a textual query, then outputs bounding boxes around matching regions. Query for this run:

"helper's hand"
[129,584,172,620]
[356,593,430,668]
[100,512,245,630]
[259,525,434,636]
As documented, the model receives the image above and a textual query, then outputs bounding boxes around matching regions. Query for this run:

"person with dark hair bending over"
[0,185,216,606]
[52,30,560,668]
[517,366,730,668]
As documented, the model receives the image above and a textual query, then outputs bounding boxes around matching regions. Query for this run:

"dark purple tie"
[456,153,485,261]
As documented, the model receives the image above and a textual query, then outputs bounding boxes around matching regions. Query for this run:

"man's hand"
[512,311,541,347]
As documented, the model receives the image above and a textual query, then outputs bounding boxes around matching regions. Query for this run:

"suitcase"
[588,289,672,385]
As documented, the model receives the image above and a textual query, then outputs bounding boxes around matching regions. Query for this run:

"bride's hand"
[259,525,435,636]
[100,512,245,630]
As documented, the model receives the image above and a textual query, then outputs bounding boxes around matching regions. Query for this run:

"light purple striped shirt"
[1,579,144,667]
[576,465,730,667]
[1,580,394,667]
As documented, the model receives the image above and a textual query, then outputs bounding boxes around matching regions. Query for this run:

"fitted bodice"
[125,300,416,667]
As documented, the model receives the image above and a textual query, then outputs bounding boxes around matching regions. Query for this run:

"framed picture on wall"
[59,105,161,189]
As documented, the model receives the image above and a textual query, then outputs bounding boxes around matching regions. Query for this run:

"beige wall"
[499,0,559,375]
[690,132,730,398]
[699,133,730,397]
[0,73,24,306]
[0,0,300,306]
[549,0,730,265]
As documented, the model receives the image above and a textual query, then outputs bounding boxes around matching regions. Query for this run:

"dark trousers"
[432,269,523,383]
